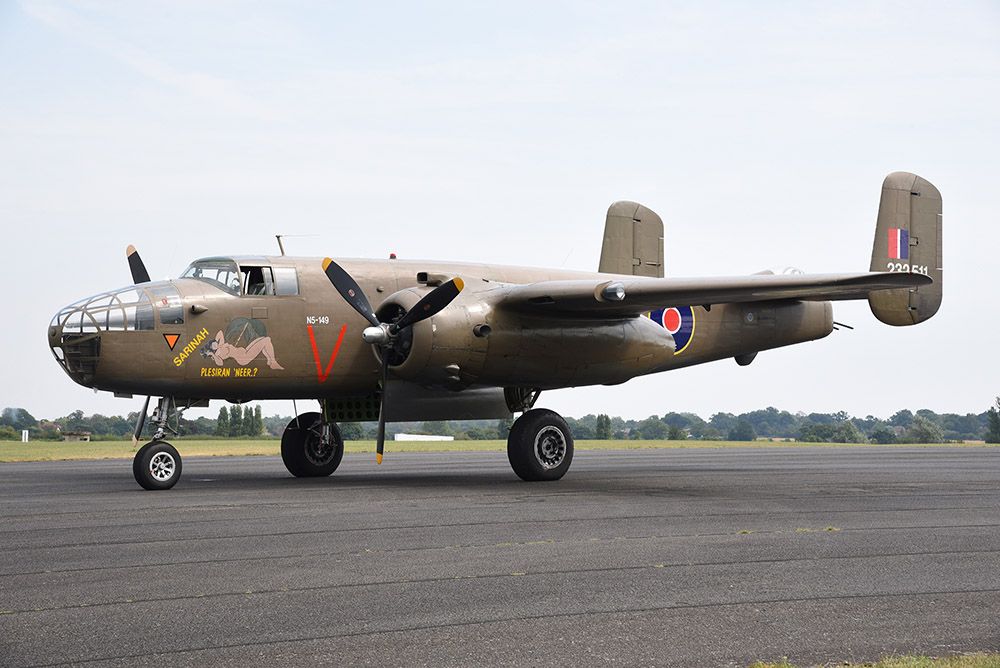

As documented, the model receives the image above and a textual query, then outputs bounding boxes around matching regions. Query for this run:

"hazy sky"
[2,1,998,422]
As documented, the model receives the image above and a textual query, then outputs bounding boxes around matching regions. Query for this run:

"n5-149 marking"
[305,315,330,325]
[887,262,929,276]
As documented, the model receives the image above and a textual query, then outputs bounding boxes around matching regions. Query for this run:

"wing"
[498,272,932,317]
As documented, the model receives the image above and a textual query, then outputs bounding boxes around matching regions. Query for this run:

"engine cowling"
[375,286,491,388]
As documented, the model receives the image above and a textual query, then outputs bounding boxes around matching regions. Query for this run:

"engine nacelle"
[376,284,678,390]
[479,311,678,388]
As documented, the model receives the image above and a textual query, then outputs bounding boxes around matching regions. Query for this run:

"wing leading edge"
[498,272,932,317]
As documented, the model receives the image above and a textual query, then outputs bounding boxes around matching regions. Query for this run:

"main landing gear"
[280,412,344,477]
[276,406,573,481]
[507,408,574,481]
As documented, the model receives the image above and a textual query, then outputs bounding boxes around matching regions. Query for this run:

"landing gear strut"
[507,408,574,481]
[132,397,184,490]
[280,412,344,477]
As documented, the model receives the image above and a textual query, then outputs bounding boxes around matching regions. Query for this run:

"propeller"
[126,245,151,284]
[321,258,464,464]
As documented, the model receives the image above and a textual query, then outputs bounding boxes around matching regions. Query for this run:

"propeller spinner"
[321,258,464,464]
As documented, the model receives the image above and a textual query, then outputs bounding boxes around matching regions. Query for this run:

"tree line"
[0,405,266,441]
[3,398,1000,444]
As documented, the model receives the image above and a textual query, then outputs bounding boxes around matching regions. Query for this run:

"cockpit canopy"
[180,258,299,296]
[180,258,242,294]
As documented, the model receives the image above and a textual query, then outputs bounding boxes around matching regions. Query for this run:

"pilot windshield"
[180,259,242,295]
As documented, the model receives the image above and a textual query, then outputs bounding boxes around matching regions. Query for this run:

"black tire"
[281,412,344,477]
[133,441,182,491]
[507,408,574,481]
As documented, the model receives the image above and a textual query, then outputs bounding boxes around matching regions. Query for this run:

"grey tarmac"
[1,446,999,667]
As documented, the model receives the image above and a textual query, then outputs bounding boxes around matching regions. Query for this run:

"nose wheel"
[130,396,191,490]
[507,408,574,481]
[133,441,182,490]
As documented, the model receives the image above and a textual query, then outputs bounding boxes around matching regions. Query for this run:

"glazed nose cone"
[49,300,102,387]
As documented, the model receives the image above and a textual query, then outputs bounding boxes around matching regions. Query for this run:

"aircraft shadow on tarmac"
[177,472,699,496]
[27,456,705,499]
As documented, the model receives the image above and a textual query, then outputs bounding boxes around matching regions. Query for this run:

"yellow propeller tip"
[321,258,332,270]
[126,244,137,256]
[376,453,383,465]
[453,277,465,291]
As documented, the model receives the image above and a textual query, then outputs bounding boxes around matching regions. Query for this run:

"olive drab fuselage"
[48,256,833,406]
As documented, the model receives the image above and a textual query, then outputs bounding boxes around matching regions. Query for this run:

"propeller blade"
[393,278,465,331]
[375,359,388,464]
[132,396,151,446]
[126,245,151,284]
[322,258,379,327]
[319,261,463,467]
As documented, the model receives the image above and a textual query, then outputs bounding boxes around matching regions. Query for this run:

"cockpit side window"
[181,259,241,295]
[240,266,274,296]
[273,267,299,296]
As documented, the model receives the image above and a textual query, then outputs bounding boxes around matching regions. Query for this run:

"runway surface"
[1,447,999,667]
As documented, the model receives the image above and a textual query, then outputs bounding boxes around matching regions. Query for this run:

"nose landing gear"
[132,397,186,490]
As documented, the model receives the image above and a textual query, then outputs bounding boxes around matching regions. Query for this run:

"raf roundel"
[648,305,696,354]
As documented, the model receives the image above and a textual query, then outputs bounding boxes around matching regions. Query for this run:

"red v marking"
[308,324,347,383]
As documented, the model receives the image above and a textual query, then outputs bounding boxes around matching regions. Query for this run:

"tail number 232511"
[887,262,929,276]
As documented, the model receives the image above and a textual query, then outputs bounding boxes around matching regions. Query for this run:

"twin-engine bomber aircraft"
[48,172,942,490]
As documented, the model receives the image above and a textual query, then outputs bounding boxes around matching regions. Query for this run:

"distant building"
[394,433,454,442]
[62,431,91,442]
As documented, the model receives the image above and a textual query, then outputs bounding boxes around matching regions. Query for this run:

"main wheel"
[133,440,182,490]
[507,408,574,481]
[281,412,344,477]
